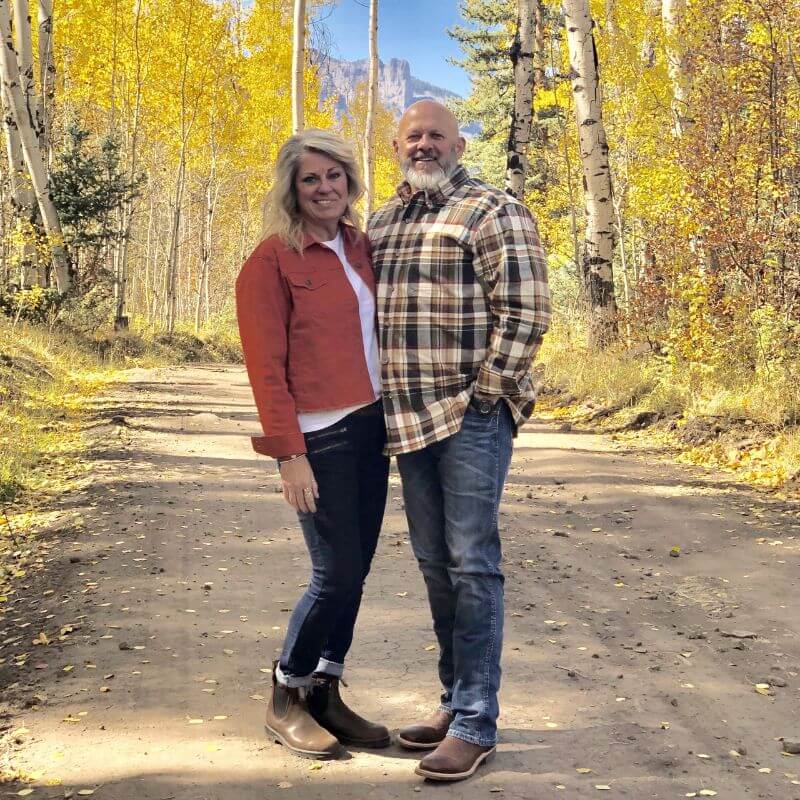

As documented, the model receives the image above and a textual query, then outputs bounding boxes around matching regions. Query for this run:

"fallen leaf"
[277,782,293,789]
[77,792,95,797]
[187,718,204,724]
[424,645,436,651]
[576,767,593,773]
[698,792,717,798]
[595,786,611,791]
[17,790,34,797]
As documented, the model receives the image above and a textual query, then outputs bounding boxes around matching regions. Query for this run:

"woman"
[236,130,390,759]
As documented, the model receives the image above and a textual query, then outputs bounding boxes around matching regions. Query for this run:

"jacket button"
[304,278,312,287]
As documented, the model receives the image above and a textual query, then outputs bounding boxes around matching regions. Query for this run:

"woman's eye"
[329,171,342,180]
[302,176,317,183]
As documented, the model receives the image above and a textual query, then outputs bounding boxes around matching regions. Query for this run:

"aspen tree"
[0,0,69,292]
[506,0,535,199]
[363,0,379,214]
[291,0,306,134]
[661,0,691,136]
[563,0,618,347]
[37,0,54,160]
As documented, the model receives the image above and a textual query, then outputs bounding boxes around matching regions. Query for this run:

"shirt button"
[381,354,390,365]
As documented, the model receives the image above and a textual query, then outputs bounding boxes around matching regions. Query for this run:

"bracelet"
[277,453,305,466]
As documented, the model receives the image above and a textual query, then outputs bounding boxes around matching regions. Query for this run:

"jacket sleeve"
[235,242,306,459]
[472,201,551,397]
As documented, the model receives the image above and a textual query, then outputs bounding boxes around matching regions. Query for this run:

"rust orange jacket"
[235,225,378,459]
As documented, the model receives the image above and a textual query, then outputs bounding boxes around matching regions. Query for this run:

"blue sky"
[311,0,471,97]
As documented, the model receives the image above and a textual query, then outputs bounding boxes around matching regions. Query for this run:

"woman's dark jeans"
[278,401,389,685]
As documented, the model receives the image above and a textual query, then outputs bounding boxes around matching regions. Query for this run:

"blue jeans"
[278,402,389,686]
[397,402,514,747]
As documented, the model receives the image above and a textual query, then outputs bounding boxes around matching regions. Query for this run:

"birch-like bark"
[36,3,54,174]
[363,0,379,214]
[505,0,535,199]
[37,0,53,161]
[661,0,691,136]
[563,0,618,347]
[2,85,40,286]
[0,0,69,292]
[291,0,306,134]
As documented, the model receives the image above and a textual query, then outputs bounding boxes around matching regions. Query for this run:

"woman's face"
[294,151,349,231]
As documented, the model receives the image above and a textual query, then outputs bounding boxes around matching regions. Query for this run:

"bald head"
[395,101,465,190]
[398,100,461,140]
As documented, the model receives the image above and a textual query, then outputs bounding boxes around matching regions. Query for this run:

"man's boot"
[397,708,453,750]
[264,663,342,759]
[307,674,391,748]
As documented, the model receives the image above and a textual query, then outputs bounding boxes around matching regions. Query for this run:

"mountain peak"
[314,53,460,119]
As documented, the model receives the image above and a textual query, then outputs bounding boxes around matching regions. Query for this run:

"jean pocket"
[304,423,349,456]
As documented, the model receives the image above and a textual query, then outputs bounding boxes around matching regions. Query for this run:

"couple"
[236,100,551,782]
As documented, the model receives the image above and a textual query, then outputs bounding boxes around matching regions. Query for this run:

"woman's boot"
[307,674,391,748]
[264,663,343,759]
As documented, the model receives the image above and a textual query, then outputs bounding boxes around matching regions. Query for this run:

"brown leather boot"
[415,735,496,781]
[397,708,453,750]
[264,664,343,759]
[307,674,391,748]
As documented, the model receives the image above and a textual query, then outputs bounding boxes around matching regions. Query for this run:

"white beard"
[402,154,458,191]
[404,165,450,190]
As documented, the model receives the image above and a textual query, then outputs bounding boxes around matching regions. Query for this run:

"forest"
[1,0,799,492]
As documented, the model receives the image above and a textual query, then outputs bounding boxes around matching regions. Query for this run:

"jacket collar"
[396,164,471,209]
[301,222,359,250]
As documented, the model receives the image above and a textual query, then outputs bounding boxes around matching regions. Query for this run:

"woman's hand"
[279,455,319,513]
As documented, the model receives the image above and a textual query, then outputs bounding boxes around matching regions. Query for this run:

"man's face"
[394,103,465,190]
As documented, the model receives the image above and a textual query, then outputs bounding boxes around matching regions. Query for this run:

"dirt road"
[2,365,799,800]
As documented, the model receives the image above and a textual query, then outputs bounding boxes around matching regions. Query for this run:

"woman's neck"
[304,220,340,243]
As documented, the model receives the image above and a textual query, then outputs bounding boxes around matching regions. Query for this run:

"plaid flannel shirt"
[367,165,551,456]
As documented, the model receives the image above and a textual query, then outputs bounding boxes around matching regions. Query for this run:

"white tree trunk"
[291,0,306,134]
[0,0,69,292]
[363,0,379,214]
[37,0,54,163]
[1,84,41,286]
[563,0,618,347]
[661,0,691,136]
[505,0,535,199]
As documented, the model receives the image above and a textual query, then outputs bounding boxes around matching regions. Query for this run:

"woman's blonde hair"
[262,129,364,251]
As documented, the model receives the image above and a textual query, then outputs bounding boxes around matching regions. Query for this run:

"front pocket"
[286,272,330,290]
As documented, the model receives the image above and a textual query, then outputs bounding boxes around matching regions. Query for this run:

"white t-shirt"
[297,231,382,434]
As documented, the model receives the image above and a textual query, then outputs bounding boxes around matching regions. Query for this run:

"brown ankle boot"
[264,663,343,759]
[397,708,453,750]
[307,674,391,748]
[415,735,496,781]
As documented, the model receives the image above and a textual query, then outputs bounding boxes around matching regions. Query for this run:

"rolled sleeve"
[472,202,551,397]
[235,244,306,460]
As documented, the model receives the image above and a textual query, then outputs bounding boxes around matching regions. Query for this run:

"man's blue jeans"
[397,402,514,747]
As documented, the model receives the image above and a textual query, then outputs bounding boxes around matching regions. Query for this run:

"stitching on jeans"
[483,410,499,734]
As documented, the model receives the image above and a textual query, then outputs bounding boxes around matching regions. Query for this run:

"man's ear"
[456,136,466,159]
[392,138,400,157]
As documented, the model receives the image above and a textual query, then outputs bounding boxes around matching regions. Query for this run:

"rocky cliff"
[315,54,460,118]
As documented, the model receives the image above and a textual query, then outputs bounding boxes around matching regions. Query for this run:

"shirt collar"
[396,164,471,209]
[301,222,357,249]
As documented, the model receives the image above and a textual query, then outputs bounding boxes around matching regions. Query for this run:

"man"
[368,100,551,781]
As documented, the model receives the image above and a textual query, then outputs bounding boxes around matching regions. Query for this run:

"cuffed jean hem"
[314,658,344,678]
[447,727,497,748]
[438,703,453,714]
[275,662,314,689]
